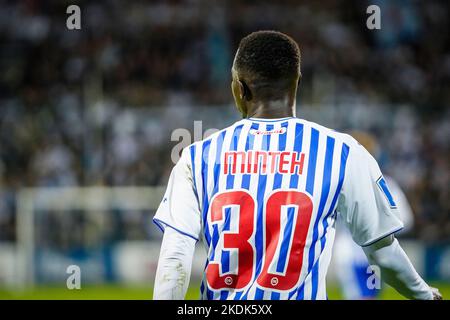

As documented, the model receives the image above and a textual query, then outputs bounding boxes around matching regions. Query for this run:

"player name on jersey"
[223,150,305,175]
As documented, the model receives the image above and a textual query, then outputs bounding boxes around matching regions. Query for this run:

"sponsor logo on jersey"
[250,127,287,135]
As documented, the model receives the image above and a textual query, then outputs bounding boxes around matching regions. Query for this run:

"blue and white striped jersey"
[154,117,403,300]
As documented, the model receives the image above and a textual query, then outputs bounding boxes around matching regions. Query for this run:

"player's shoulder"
[183,120,244,153]
[297,118,358,146]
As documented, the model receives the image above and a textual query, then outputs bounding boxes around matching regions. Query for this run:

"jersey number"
[205,190,313,291]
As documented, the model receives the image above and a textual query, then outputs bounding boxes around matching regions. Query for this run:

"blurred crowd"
[0,0,448,243]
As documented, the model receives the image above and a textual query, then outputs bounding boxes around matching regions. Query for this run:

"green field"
[0,282,448,300]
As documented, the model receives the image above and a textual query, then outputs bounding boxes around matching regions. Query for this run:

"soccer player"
[153,31,442,300]
[334,131,415,299]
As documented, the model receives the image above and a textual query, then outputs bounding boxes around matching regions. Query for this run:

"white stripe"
[227,205,240,274]
[303,272,313,300]
[305,129,327,299]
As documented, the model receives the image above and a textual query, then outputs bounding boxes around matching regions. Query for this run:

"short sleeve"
[337,140,404,246]
[153,147,201,241]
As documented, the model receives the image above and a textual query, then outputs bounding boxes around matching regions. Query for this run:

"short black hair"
[234,31,301,92]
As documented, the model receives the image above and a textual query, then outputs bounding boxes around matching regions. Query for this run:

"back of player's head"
[234,30,301,100]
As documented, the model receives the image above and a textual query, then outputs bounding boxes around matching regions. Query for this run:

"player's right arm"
[154,227,196,299]
[152,147,201,300]
[337,138,442,300]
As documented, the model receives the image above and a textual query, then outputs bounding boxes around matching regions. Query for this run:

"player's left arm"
[362,234,442,300]
[152,147,201,300]
[338,138,442,300]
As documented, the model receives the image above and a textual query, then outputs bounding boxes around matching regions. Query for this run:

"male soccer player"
[153,31,441,300]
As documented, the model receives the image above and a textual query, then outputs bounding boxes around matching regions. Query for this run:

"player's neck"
[246,100,295,119]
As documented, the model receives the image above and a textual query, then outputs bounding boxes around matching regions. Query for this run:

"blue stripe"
[255,288,265,299]
[210,225,220,261]
[233,291,243,300]
[241,290,249,300]
[289,123,304,189]
[273,121,289,190]
[152,218,199,241]
[200,282,205,298]
[288,289,296,299]
[361,226,404,247]
[212,131,226,196]
[241,123,258,189]
[295,127,319,299]
[220,290,229,300]
[310,136,335,299]
[296,283,305,300]
[318,144,350,252]
[271,292,281,300]
[207,289,214,300]
[201,139,212,246]
[225,124,244,189]
[377,177,397,208]
[276,207,296,272]
[189,144,199,203]
[321,143,349,224]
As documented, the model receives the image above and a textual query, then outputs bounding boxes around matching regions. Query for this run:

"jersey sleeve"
[153,147,201,241]
[384,176,414,233]
[337,140,404,247]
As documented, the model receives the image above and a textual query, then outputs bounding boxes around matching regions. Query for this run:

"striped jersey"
[154,116,403,300]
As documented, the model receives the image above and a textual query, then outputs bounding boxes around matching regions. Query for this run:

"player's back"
[188,116,352,300]
[153,28,419,301]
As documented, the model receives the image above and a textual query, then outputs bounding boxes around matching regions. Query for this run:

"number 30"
[206,190,313,291]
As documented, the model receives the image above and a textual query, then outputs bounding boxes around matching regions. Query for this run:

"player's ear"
[231,79,247,117]
[239,80,252,101]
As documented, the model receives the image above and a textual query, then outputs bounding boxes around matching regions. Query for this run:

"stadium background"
[0,0,448,299]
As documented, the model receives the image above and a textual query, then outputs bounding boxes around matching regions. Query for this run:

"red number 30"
[206,190,313,292]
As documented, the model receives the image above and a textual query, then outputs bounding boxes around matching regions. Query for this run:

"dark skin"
[231,51,300,119]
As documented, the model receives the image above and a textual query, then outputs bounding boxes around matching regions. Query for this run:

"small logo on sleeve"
[376,176,397,209]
